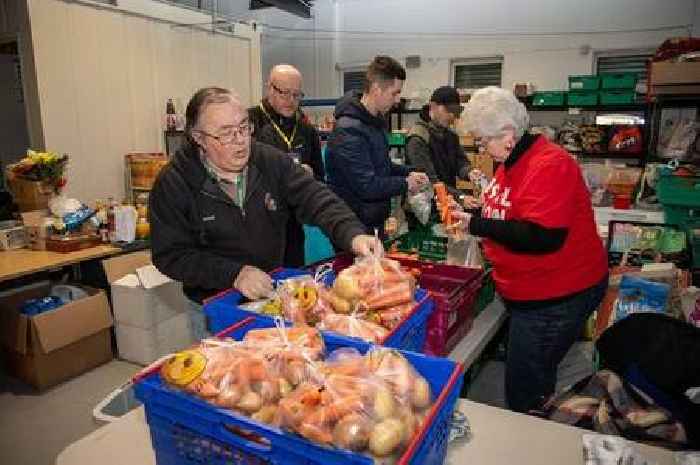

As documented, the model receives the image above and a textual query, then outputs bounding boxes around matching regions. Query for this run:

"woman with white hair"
[457,86,608,414]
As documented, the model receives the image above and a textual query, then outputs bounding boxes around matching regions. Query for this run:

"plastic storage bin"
[474,269,495,316]
[599,90,636,105]
[133,317,465,465]
[657,172,700,208]
[568,75,600,91]
[315,255,483,356]
[204,268,434,353]
[531,91,566,106]
[600,73,637,90]
[567,91,598,106]
[388,132,406,147]
[386,229,448,262]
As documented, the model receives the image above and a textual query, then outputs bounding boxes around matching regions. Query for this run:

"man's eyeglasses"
[271,82,305,101]
[196,120,253,145]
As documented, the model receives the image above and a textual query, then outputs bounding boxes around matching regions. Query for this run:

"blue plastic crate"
[204,268,434,353]
[134,318,464,465]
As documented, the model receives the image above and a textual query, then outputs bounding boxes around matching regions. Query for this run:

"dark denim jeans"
[505,276,608,413]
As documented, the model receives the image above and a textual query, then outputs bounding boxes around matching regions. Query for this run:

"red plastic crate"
[309,255,484,355]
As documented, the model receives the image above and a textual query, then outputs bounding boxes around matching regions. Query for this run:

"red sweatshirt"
[480,136,608,301]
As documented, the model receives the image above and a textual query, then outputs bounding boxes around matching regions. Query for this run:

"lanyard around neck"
[259,104,299,151]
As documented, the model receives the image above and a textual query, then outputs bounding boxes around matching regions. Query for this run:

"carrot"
[363,281,414,310]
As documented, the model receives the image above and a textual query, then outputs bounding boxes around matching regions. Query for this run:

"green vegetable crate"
[568,75,600,91]
[531,91,566,107]
[567,91,598,106]
[599,90,636,105]
[600,73,637,90]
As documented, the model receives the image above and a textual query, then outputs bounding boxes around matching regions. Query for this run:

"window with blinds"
[596,53,653,82]
[452,59,503,90]
[343,70,366,94]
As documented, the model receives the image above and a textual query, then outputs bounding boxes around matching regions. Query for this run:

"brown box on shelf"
[126,153,168,190]
[6,175,52,212]
[650,60,700,95]
[45,234,101,253]
[0,282,113,389]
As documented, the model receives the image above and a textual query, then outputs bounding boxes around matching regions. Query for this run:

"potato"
[373,387,396,420]
[398,410,419,446]
[253,380,280,403]
[237,391,263,414]
[325,289,353,314]
[212,384,242,408]
[411,377,431,409]
[284,360,307,386]
[369,418,404,457]
[252,405,279,425]
[334,272,362,300]
[332,413,372,451]
[278,378,293,397]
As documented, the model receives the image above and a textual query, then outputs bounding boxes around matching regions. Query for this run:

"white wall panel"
[27,0,261,201]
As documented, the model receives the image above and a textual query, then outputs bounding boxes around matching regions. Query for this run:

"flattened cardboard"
[102,251,152,284]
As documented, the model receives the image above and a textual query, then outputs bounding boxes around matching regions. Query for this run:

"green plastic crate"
[387,132,406,147]
[691,227,700,269]
[600,73,637,90]
[657,173,700,208]
[532,91,566,106]
[385,225,448,262]
[474,270,495,316]
[663,205,700,229]
[600,90,636,105]
[569,75,600,91]
[567,91,598,106]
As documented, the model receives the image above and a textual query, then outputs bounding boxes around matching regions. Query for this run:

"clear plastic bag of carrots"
[279,347,433,461]
[159,323,324,425]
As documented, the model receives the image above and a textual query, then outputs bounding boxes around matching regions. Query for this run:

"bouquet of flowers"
[9,150,68,193]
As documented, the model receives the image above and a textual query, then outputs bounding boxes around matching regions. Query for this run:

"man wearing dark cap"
[406,86,470,199]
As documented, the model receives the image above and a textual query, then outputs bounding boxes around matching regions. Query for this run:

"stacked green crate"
[657,169,700,268]
[531,91,566,106]
[599,73,637,106]
[567,75,598,106]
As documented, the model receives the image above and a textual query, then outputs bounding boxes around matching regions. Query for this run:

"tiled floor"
[0,342,594,465]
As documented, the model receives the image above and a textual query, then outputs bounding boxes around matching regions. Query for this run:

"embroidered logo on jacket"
[264,193,277,212]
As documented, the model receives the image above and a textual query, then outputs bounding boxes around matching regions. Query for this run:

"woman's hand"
[460,195,481,209]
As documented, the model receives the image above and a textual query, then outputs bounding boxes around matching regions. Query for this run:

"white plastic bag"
[407,185,433,225]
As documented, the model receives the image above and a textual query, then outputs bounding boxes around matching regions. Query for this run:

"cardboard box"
[6,175,52,212]
[102,251,187,328]
[650,60,700,86]
[21,210,51,250]
[0,281,113,389]
[102,251,200,365]
[650,60,700,96]
[114,310,205,365]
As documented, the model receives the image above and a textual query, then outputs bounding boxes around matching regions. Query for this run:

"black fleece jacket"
[468,133,568,254]
[149,140,366,303]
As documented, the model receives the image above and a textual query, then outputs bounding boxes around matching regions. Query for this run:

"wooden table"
[56,400,675,465]
[0,245,122,283]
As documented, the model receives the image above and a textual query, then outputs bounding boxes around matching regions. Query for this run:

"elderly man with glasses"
[248,64,325,267]
[149,87,379,318]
